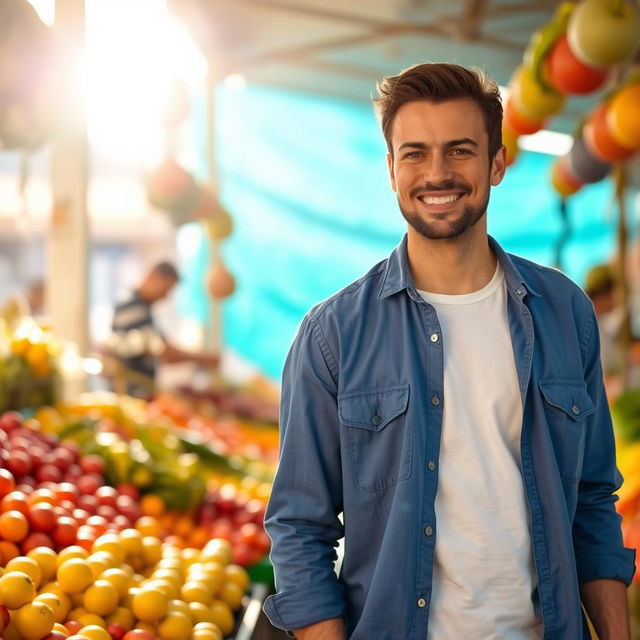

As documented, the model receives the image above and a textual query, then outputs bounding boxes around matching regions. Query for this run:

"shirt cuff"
[262,582,346,633]
[575,545,636,585]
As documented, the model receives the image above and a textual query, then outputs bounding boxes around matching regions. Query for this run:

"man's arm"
[293,618,346,640]
[262,314,346,633]
[580,579,630,640]
[160,342,220,367]
[573,306,635,628]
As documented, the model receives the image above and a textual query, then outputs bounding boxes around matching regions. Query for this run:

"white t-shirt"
[419,264,543,640]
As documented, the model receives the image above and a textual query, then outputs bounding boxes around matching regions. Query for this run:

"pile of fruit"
[0,327,59,414]
[0,409,257,640]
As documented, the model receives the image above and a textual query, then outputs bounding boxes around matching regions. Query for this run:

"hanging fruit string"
[613,162,632,391]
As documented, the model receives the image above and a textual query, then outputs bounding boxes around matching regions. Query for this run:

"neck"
[406,223,497,295]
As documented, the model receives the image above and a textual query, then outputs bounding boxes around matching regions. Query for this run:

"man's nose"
[422,152,453,184]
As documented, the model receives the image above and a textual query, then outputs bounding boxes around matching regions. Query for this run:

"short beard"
[398,188,490,240]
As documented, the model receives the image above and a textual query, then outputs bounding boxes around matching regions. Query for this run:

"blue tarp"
[177,84,621,381]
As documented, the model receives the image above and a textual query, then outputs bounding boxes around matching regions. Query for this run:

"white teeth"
[422,194,460,205]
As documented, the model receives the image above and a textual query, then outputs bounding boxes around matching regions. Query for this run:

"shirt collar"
[377,233,542,300]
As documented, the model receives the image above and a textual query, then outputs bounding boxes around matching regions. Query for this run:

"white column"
[46,0,89,358]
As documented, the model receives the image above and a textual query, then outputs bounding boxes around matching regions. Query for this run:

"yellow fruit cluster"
[0,531,250,640]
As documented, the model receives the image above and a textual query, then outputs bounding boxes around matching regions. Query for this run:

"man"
[263,64,635,640]
[109,261,219,397]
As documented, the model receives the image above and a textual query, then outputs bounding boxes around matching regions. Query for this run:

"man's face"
[387,98,506,241]
[148,275,177,302]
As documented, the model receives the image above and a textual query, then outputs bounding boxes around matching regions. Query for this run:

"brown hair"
[373,63,503,159]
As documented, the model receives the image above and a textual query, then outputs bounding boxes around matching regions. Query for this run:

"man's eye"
[451,148,472,156]
[403,152,423,159]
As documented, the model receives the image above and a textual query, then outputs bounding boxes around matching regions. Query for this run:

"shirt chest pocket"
[538,380,596,483]
[338,383,411,492]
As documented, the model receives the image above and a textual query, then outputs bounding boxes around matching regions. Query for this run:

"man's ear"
[490,146,507,186]
[387,153,397,192]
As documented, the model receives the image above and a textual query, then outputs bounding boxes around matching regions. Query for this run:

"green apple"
[567,0,640,66]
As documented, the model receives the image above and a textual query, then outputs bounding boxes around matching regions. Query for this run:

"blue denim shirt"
[263,235,636,640]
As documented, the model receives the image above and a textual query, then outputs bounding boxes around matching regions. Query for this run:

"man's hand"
[581,578,631,640]
[294,617,346,640]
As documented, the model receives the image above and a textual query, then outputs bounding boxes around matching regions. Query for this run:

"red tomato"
[107,623,127,640]
[59,440,81,461]
[123,629,155,640]
[79,454,105,475]
[0,603,10,632]
[0,412,23,432]
[35,464,63,484]
[21,531,54,553]
[52,516,77,548]
[95,486,118,508]
[76,473,103,495]
[0,490,29,515]
[27,487,57,507]
[0,469,16,498]
[50,447,75,472]
[5,450,32,477]
[64,464,83,482]
[28,502,57,532]
[116,484,140,500]
[65,620,82,634]
[77,494,99,513]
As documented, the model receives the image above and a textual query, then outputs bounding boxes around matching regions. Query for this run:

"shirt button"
[417,598,427,608]
[430,333,439,343]
[424,525,433,536]
[427,460,436,471]
[571,405,580,415]
[516,287,524,295]
[431,395,440,406]
[372,414,383,426]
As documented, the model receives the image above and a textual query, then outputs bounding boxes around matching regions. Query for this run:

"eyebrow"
[397,138,479,152]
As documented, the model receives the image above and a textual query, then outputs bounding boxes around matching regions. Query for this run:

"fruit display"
[31,394,274,564]
[0,324,59,414]
[0,404,271,639]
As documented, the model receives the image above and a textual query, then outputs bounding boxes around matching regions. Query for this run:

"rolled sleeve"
[263,313,346,631]
[573,310,636,585]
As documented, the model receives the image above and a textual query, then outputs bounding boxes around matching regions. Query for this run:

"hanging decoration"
[502,0,640,200]
[0,0,61,150]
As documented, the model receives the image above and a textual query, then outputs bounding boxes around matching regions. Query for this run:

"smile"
[418,193,462,205]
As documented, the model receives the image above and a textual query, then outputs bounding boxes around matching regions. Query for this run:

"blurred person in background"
[108,261,219,397]
[263,63,635,640]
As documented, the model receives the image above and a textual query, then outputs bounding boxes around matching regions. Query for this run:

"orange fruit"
[135,517,162,539]
[76,612,106,628]
[52,621,70,635]
[224,564,249,591]
[157,611,192,640]
[83,580,119,616]
[139,495,165,518]
[118,529,144,558]
[0,510,29,542]
[201,539,232,566]
[57,558,94,594]
[6,556,42,588]
[92,535,124,565]
[141,536,162,566]
[13,600,55,639]
[105,605,135,631]
[56,546,89,567]
[207,600,234,635]
[0,540,20,564]
[101,568,131,599]
[27,547,58,582]
[181,580,212,605]
[218,581,244,611]
[193,627,223,640]
[608,84,640,150]
[132,586,169,622]
[34,591,70,623]
[0,570,36,609]
[77,625,111,640]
